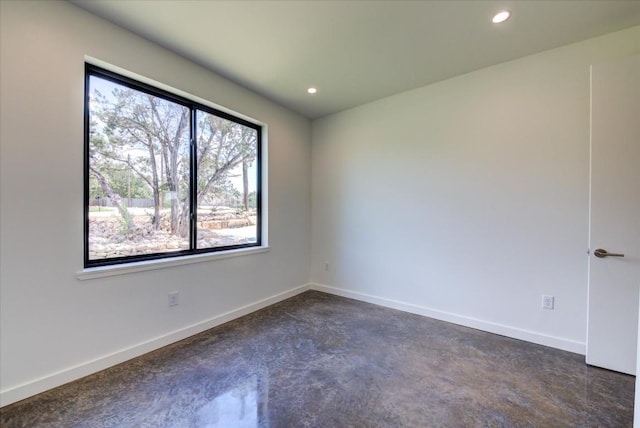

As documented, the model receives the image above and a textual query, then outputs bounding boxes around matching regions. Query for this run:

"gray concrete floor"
[1,291,634,427]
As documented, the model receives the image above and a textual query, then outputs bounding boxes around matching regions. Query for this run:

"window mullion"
[189,108,198,251]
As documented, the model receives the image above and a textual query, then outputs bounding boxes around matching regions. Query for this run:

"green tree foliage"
[195,111,257,203]
[88,76,257,238]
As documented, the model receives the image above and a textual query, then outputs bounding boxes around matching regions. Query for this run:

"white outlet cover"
[168,292,179,307]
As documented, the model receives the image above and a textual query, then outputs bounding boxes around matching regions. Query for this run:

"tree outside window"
[85,65,261,267]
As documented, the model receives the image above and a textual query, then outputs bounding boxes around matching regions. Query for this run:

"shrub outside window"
[85,64,261,267]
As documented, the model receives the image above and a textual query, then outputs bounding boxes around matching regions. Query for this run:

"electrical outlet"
[168,291,179,307]
[542,295,554,310]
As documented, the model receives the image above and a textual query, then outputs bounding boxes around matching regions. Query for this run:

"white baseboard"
[310,283,586,355]
[2,283,586,407]
[0,283,311,407]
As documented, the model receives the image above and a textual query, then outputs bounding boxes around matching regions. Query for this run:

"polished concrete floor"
[1,291,635,427]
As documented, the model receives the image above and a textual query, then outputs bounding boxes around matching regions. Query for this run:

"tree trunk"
[152,188,160,232]
[178,200,190,240]
[89,165,135,230]
[148,141,161,231]
[242,159,249,211]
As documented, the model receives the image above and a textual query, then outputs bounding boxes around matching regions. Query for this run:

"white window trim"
[77,245,270,280]
[81,57,270,276]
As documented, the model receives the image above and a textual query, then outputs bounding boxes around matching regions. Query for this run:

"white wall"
[0,1,311,405]
[311,27,640,353]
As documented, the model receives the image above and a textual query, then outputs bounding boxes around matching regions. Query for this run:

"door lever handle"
[594,248,625,258]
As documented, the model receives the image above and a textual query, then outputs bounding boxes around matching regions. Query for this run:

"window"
[84,64,262,268]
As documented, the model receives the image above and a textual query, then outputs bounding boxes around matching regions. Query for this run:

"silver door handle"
[594,248,625,258]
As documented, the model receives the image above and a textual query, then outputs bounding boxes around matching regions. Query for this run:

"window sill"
[77,246,270,281]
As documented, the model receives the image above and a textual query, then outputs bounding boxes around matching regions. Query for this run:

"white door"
[586,55,640,375]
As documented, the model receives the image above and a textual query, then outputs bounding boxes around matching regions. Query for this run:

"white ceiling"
[71,0,640,119]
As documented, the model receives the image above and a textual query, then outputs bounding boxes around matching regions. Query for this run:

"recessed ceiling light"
[492,10,511,24]
[307,87,317,95]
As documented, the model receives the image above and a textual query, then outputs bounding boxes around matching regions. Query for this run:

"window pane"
[195,110,258,249]
[87,76,190,261]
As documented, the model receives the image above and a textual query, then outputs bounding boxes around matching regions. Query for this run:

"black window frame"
[84,63,262,268]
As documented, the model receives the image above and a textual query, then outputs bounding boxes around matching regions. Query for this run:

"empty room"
[1,0,639,426]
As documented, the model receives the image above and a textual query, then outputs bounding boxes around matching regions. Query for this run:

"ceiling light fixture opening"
[307,87,318,95]
[492,10,511,24]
